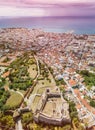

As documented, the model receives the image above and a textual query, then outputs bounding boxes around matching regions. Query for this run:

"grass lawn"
[6,91,23,108]
[31,96,41,112]
[32,83,39,95]
[37,87,46,94]
[48,73,56,86]
[18,90,26,95]
[28,64,37,79]
[42,79,52,86]
[31,80,49,95]
[37,79,55,89]
[32,77,55,95]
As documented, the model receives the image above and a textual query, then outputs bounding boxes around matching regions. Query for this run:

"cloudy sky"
[0,0,95,17]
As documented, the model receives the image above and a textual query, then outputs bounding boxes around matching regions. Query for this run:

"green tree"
[90,100,95,107]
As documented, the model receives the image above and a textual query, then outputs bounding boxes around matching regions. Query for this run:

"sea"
[0,16,95,34]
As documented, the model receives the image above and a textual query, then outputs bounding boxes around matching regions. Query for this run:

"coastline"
[0,16,95,34]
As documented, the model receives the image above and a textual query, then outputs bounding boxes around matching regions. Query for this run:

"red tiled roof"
[2,71,10,78]
[69,79,77,87]
[76,104,82,110]
[74,89,95,115]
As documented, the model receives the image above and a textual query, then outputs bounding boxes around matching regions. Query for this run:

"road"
[34,55,40,79]
[64,77,95,127]
[27,56,40,108]
[15,118,23,130]
[15,56,40,130]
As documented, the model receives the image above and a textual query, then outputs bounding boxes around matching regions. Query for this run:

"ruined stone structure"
[33,88,71,126]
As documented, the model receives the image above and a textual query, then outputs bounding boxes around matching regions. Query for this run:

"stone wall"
[35,92,61,113]
[34,113,71,126]
[47,93,61,98]
[33,91,71,126]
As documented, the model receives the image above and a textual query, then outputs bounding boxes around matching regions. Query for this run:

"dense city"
[0,28,95,130]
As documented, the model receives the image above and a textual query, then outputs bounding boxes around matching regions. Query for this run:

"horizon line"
[0,15,95,18]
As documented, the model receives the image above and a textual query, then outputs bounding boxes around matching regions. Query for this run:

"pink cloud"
[0,0,95,17]
[0,0,95,5]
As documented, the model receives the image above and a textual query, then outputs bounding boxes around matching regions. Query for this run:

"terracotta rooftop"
[74,89,95,115]
[76,104,82,110]
[2,71,10,78]
[69,79,77,87]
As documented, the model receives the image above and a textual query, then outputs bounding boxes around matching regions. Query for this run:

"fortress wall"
[35,113,71,126]
[40,93,61,112]
[33,92,71,126]
[40,94,48,112]
[33,115,39,123]
[35,93,64,116]
[38,113,63,125]
[47,93,61,98]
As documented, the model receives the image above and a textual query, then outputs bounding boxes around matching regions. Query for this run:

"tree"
[0,115,15,129]
[62,125,71,130]
[69,101,78,119]
[90,100,95,107]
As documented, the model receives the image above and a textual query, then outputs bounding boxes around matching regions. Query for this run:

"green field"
[6,91,23,108]
[28,64,37,79]
[37,87,46,94]
[18,90,26,95]
[31,96,41,112]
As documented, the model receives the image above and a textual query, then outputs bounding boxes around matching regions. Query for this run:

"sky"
[0,0,95,17]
